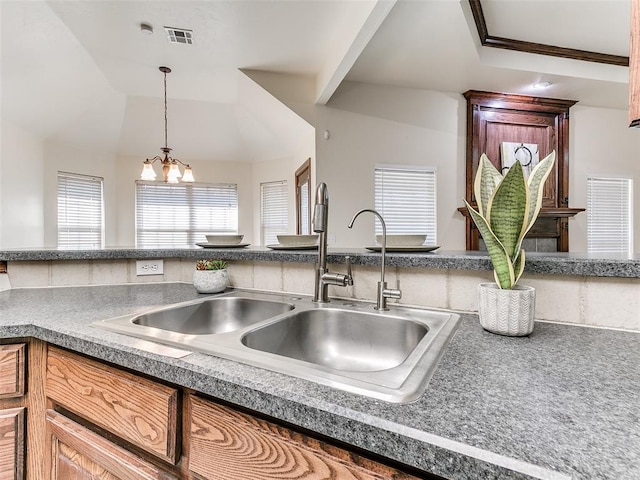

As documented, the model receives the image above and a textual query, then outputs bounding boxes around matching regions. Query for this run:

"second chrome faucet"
[348,209,401,311]
[312,182,401,310]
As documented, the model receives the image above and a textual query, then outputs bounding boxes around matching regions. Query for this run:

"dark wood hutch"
[459,90,584,252]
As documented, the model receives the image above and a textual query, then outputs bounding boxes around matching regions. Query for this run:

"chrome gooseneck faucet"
[348,209,401,311]
[313,183,353,303]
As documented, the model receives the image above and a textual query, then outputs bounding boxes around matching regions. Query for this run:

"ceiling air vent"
[164,26,193,45]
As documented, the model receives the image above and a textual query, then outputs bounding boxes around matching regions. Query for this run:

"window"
[374,165,437,242]
[57,171,104,249]
[587,176,633,254]
[261,181,288,246]
[136,181,238,248]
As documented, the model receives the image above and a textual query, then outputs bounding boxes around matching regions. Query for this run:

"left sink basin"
[94,292,295,338]
[132,296,294,335]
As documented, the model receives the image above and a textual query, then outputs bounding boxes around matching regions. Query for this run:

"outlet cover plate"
[136,259,164,276]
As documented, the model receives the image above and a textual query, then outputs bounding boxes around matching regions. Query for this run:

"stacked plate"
[196,234,250,249]
[267,234,319,250]
[366,234,439,252]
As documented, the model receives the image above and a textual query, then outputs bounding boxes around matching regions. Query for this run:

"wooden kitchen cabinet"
[461,90,583,252]
[47,409,175,480]
[0,344,25,399]
[188,394,419,480]
[630,0,640,126]
[45,346,179,464]
[0,407,25,480]
[21,343,427,480]
[0,343,27,480]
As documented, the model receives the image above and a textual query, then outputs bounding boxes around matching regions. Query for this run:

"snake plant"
[463,151,556,289]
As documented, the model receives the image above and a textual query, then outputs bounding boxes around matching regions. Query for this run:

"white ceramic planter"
[193,269,229,294]
[477,283,536,336]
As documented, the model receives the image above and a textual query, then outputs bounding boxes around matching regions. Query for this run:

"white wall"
[570,105,640,253]
[315,82,467,249]
[0,123,45,248]
[42,141,118,247]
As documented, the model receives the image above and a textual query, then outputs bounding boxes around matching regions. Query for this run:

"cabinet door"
[46,347,179,464]
[0,407,25,480]
[47,410,176,480]
[0,344,25,399]
[188,395,418,480]
[630,0,640,126]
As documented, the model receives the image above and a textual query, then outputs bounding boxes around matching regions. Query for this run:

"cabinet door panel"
[188,395,418,480]
[47,410,175,480]
[0,344,25,399]
[0,407,25,480]
[46,347,178,464]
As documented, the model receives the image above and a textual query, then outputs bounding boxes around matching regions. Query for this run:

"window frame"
[135,180,238,248]
[57,171,105,249]
[374,164,437,243]
[587,176,633,255]
[260,180,288,246]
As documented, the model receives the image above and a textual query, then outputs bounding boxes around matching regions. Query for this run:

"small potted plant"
[463,151,555,336]
[193,259,229,294]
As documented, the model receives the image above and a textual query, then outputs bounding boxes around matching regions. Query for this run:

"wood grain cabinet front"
[0,343,27,480]
[188,395,419,480]
[47,409,176,480]
[45,347,179,465]
[0,344,25,399]
[0,407,25,480]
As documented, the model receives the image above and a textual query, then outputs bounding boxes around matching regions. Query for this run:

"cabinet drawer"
[188,395,418,480]
[0,344,25,399]
[47,409,176,480]
[46,347,179,464]
[0,407,25,480]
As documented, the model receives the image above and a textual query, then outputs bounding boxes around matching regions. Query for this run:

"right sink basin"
[242,308,429,372]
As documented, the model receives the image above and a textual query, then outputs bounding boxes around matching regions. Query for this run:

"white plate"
[365,245,440,252]
[266,244,318,250]
[196,242,250,248]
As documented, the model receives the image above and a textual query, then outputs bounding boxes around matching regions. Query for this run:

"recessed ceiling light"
[532,81,553,89]
[165,26,193,45]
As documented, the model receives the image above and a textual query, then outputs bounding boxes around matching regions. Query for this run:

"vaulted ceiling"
[1,0,631,163]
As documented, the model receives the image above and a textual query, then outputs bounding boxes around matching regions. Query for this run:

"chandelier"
[140,66,195,183]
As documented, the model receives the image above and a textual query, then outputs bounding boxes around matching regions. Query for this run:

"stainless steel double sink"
[92,290,460,403]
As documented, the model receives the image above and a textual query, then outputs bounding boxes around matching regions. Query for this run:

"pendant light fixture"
[141,66,195,183]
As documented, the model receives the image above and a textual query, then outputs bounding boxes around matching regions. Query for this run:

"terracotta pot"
[193,269,229,294]
[477,283,536,336]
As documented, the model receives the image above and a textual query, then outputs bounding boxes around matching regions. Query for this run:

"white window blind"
[261,181,288,246]
[300,182,310,235]
[57,171,104,249]
[374,165,437,242]
[136,181,238,248]
[587,177,633,254]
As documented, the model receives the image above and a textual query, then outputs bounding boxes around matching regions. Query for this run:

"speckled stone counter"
[1,283,638,479]
[1,247,639,278]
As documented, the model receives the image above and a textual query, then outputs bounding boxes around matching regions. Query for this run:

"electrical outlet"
[136,259,164,276]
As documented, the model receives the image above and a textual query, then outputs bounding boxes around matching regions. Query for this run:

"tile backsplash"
[5,259,639,331]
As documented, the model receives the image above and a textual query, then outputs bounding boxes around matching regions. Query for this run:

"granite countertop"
[1,283,639,479]
[2,247,639,278]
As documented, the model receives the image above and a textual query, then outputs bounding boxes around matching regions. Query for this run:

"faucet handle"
[383,287,402,300]
[345,256,354,286]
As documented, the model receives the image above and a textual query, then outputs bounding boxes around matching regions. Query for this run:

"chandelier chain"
[164,70,168,149]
